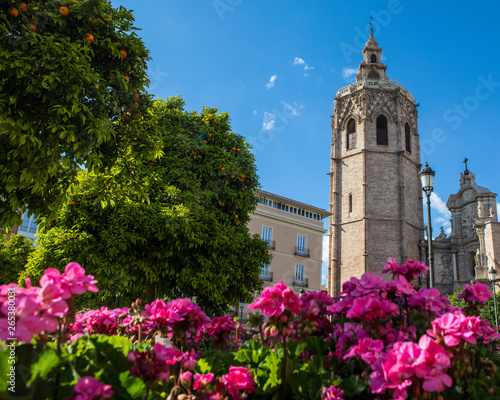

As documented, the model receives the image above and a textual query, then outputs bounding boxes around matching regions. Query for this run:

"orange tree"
[0,0,154,227]
[23,97,271,315]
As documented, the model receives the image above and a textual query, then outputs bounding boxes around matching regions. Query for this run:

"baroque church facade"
[327,33,500,296]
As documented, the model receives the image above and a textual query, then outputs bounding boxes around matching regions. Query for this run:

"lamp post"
[239,302,245,322]
[419,162,435,288]
[299,288,305,297]
[489,266,498,328]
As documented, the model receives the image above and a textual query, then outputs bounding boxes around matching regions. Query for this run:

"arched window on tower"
[376,115,388,145]
[405,123,412,153]
[367,71,379,80]
[346,118,356,150]
[370,54,377,63]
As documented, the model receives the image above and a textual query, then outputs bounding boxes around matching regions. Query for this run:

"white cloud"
[429,193,452,237]
[265,74,278,89]
[342,67,358,80]
[252,109,257,116]
[293,57,314,76]
[281,101,304,117]
[262,112,276,130]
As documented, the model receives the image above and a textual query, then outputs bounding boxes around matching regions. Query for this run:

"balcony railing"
[260,271,273,282]
[294,246,310,257]
[293,277,308,287]
[266,240,276,250]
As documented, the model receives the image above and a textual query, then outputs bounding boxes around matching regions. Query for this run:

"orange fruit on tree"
[71,200,76,205]
[124,75,129,82]
[119,49,127,58]
[30,23,37,31]
[221,167,225,171]
[235,215,238,219]
[84,33,94,43]
[18,3,27,12]
[7,8,19,17]
[59,6,69,15]
[230,175,234,179]
[236,148,240,152]
[232,147,236,151]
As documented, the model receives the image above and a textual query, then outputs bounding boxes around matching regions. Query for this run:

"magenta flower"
[383,258,428,282]
[193,373,214,391]
[196,315,242,350]
[408,288,454,316]
[146,298,209,348]
[457,282,493,303]
[414,335,452,392]
[347,294,399,321]
[65,376,113,400]
[344,337,384,364]
[249,281,300,318]
[321,385,344,400]
[219,366,256,400]
[428,311,481,346]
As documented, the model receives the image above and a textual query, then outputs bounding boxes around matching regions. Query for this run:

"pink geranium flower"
[457,282,493,303]
[249,281,300,317]
[321,385,344,400]
[218,366,256,400]
[65,376,113,400]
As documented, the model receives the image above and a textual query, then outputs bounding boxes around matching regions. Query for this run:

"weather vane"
[463,158,469,176]
[369,14,374,36]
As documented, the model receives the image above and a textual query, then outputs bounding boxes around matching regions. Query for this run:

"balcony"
[266,240,276,250]
[294,246,310,257]
[259,271,273,282]
[293,277,308,287]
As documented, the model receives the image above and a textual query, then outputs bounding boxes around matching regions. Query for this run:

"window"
[349,194,353,213]
[405,123,412,153]
[261,264,270,276]
[376,115,388,145]
[297,235,306,252]
[370,54,377,63]
[295,264,305,282]
[262,226,272,243]
[367,71,379,80]
[347,118,356,150]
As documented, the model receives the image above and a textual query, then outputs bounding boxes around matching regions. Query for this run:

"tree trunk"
[146,282,156,304]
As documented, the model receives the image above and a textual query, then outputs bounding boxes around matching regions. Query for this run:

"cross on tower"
[463,158,469,176]
[369,15,374,35]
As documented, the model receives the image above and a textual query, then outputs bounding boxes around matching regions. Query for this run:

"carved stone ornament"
[438,253,453,284]
[461,206,478,239]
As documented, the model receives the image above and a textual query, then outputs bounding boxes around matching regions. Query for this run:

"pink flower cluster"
[249,281,300,318]
[0,262,98,342]
[298,290,335,335]
[146,298,209,347]
[70,307,129,337]
[249,281,300,337]
[457,282,493,303]
[370,335,452,398]
[408,288,454,316]
[211,366,256,400]
[65,376,113,400]
[127,343,197,389]
[382,258,429,282]
[321,385,344,400]
[427,310,487,346]
[196,315,242,350]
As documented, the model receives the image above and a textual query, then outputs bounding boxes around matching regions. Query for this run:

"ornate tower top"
[356,32,389,82]
[335,33,415,104]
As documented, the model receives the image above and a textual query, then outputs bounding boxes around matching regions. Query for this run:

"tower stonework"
[328,34,424,296]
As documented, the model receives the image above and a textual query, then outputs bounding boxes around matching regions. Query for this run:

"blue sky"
[111,1,500,279]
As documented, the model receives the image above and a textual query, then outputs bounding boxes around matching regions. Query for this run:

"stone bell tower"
[328,32,424,296]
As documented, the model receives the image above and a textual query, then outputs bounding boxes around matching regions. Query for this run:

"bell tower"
[328,33,424,296]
